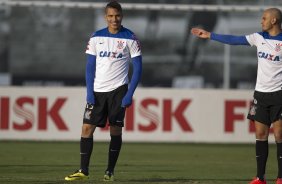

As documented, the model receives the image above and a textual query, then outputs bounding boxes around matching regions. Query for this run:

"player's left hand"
[121,93,132,107]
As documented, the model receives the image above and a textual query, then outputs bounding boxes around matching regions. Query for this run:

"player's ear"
[271,18,277,25]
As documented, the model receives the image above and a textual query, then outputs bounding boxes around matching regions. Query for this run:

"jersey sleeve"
[210,33,249,45]
[245,33,257,47]
[85,35,96,56]
[129,34,142,58]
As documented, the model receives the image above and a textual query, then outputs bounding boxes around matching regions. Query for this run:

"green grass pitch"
[0,141,279,184]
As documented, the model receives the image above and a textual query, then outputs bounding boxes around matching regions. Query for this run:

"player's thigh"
[271,104,282,141]
[83,94,108,128]
[108,84,128,127]
[270,104,282,123]
[81,123,96,137]
[248,91,271,126]
[273,119,282,142]
[254,121,270,139]
[269,90,282,123]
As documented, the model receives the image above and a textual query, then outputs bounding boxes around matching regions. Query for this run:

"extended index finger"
[191,28,201,36]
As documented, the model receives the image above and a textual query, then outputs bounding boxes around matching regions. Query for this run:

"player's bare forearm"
[191,28,211,39]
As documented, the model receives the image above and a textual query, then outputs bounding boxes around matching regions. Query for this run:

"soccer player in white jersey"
[65,1,142,182]
[191,8,282,184]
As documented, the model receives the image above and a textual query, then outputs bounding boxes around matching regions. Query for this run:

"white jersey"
[85,26,141,92]
[246,32,282,92]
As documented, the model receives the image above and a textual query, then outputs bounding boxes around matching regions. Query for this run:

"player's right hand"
[85,102,94,110]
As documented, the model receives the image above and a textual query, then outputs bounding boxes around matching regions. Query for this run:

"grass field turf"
[0,141,279,184]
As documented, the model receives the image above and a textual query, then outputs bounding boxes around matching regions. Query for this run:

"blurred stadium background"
[0,0,281,89]
[1,1,282,183]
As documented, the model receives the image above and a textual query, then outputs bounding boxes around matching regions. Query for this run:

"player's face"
[261,11,274,32]
[105,7,123,34]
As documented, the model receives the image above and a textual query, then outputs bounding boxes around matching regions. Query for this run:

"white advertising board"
[0,87,274,143]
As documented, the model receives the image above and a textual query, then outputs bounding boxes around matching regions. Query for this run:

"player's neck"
[268,27,282,36]
[108,27,121,34]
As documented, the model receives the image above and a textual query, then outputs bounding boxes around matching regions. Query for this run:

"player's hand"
[191,28,211,39]
[121,93,132,107]
[85,102,94,110]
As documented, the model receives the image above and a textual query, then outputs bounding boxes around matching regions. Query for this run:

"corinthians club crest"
[249,104,257,116]
[117,40,124,50]
[275,43,282,52]
[249,98,257,116]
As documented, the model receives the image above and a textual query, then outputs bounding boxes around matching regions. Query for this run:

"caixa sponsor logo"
[0,97,68,131]
[99,51,123,58]
[258,52,281,62]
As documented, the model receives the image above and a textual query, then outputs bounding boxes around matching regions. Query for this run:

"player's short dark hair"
[274,8,282,25]
[105,1,122,13]
[266,8,282,25]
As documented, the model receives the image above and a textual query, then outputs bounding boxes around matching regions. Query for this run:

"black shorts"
[247,90,282,126]
[83,84,128,127]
